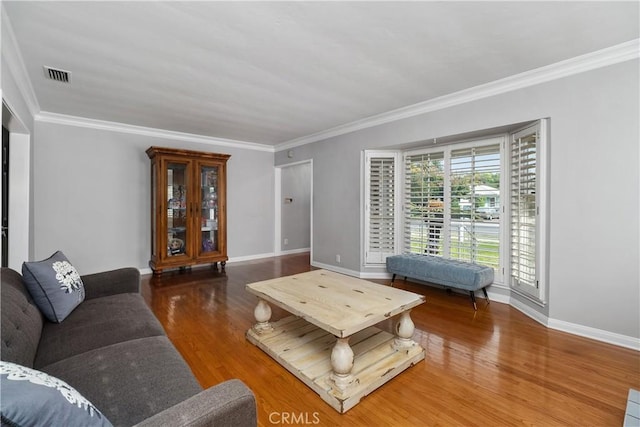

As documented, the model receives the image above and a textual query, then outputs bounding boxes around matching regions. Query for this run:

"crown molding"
[35,111,275,153]
[1,4,40,117]
[275,38,640,152]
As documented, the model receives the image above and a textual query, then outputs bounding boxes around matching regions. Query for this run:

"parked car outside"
[476,206,500,220]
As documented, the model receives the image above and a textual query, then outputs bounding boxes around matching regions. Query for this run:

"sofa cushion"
[0,360,113,427]
[22,251,86,323]
[1,268,43,368]
[35,293,166,369]
[41,336,203,427]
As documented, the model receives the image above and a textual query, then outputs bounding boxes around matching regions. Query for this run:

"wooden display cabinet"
[146,147,230,276]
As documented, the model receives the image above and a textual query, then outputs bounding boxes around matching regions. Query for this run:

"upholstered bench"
[386,254,494,310]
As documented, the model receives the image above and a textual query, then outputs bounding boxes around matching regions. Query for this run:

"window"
[364,152,399,264]
[509,121,546,301]
[403,138,504,279]
[449,144,501,270]
[363,120,547,303]
[403,152,445,256]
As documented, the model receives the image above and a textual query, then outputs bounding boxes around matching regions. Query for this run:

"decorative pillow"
[0,361,113,427]
[22,251,86,323]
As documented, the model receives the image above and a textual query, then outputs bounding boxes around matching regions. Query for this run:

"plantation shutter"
[449,144,501,269]
[404,152,445,255]
[365,153,397,264]
[510,128,538,290]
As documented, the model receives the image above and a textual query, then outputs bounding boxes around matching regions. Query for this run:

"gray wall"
[31,121,275,274]
[276,59,640,340]
[281,162,311,251]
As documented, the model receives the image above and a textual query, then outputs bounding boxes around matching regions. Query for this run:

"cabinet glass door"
[200,165,219,255]
[151,163,157,258]
[166,162,189,258]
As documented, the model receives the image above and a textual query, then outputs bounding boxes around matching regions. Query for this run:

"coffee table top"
[245,269,425,338]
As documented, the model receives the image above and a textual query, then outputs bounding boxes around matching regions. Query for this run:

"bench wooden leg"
[390,274,396,287]
[470,291,477,311]
[481,287,490,305]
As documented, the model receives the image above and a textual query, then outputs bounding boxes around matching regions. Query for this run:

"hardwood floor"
[141,253,639,426]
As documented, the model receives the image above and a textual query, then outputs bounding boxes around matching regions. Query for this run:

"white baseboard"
[358,271,393,280]
[509,296,550,328]
[139,267,153,276]
[509,296,639,351]
[228,252,276,263]
[310,261,363,278]
[547,318,640,351]
[276,247,311,256]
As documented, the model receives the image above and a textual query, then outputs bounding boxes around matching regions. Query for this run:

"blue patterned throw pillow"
[0,361,113,427]
[22,251,86,323]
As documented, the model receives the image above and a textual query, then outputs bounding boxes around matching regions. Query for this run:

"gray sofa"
[1,266,257,426]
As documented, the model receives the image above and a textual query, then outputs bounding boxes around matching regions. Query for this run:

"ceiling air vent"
[43,66,71,83]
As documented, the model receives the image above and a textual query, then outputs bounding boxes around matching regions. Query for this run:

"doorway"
[275,160,312,258]
[2,101,31,270]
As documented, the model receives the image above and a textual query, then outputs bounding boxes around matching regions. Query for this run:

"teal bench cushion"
[386,254,494,291]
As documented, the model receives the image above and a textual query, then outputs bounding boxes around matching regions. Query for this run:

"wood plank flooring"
[141,253,640,426]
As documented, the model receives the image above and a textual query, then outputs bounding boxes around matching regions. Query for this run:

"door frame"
[274,159,313,259]
[1,100,31,270]
[2,125,9,267]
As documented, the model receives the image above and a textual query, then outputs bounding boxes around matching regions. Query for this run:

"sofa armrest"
[133,379,257,427]
[81,267,140,300]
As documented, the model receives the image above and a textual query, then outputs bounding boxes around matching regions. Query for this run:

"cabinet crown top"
[146,146,231,161]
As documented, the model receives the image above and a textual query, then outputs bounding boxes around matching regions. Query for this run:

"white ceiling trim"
[1,4,40,117]
[275,38,640,152]
[34,112,275,153]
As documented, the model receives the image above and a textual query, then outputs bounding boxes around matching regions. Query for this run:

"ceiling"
[3,1,638,148]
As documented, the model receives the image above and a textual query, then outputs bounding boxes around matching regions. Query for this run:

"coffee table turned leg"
[330,337,356,393]
[252,299,274,334]
[393,310,416,349]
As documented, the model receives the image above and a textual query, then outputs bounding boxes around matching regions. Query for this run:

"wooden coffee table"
[245,269,426,413]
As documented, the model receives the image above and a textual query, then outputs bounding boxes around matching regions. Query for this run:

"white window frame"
[363,151,401,265]
[508,120,548,304]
